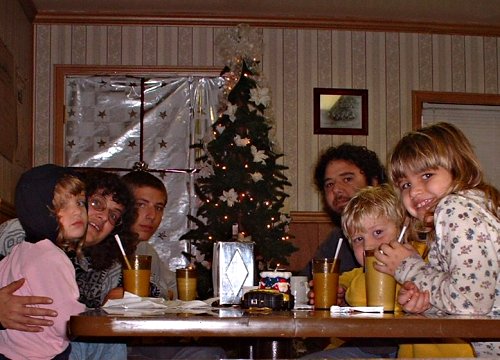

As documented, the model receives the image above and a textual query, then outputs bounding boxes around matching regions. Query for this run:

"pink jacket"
[0,239,85,359]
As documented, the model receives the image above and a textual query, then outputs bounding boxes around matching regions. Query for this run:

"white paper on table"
[103,292,169,309]
[330,305,384,313]
[102,292,217,314]
[102,308,169,316]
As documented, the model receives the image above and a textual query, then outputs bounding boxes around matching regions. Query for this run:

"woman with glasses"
[68,170,138,360]
[71,169,138,309]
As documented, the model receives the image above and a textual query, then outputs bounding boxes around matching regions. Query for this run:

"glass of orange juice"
[312,258,339,309]
[176,267,197,301]
[364,249,396,311]
[123,255,152,297]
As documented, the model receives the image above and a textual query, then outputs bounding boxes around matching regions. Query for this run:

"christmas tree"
[181,25,296,276]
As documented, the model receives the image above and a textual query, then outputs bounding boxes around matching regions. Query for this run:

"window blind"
[422,103,500,189]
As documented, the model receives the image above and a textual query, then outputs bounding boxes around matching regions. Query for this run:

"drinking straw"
[331,238,343,272]
[396,224,408,244]
[114,234,132,270]
[333,238,343,261]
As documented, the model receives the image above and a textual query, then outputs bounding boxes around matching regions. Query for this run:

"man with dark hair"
[303,144,386,275]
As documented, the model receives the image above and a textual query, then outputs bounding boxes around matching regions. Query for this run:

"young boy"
[122,171,176,299]
[303,184,474,358]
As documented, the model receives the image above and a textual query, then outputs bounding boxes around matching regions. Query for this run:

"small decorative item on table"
[259,270,292,294]
[242,269,294,310]
[212,241,255,305]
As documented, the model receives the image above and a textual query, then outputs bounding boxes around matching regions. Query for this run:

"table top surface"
[69,307,500,339]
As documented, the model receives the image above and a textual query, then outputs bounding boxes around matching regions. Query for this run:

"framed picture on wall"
[313,88,368,135]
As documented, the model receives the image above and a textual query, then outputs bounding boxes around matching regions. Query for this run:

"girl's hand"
[374,241,416,275]
[397,281,431,314]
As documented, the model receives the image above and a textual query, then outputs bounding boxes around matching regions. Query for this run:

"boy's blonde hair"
[53,174,86,257]
[389,122,499,218]
[341,184,405,245]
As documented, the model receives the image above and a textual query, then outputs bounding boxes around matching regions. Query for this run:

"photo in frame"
[313,88,368,135]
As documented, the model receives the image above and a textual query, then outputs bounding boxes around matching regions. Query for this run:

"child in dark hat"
[0,164,87,360]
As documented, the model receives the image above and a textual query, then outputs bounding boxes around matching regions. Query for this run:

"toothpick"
[114,234,132,270]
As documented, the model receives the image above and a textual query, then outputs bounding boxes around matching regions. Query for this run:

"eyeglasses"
[89,194,123,226]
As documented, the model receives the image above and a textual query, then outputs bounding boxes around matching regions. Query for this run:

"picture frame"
[313,88,368,135]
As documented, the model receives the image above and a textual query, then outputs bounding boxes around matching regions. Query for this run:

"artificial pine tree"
[181,27,296,279]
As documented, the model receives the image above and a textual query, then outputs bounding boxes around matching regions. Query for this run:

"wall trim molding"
[34,14,500,37]
[290,211,332,224]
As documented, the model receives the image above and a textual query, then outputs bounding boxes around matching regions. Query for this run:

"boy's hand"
[374,241,416,275]
[397,281,431,314]
[0,278,57,332]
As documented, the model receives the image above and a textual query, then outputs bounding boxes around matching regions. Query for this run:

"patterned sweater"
[394,189,499,357]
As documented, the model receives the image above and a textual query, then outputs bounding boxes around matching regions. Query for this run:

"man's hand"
[307,280,346,306]
[397,281,431,314]
[0,278,57,332]
[307,280,314,305]
[102,286,124,305]
[336,285,347,306]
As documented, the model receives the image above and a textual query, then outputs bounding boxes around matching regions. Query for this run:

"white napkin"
[102,292,217,315]
[330,305,384,313]
[103,292,169,309]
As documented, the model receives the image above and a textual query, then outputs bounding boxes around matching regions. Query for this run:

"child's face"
[349,215,399,265]
[58,191,88,240]
[131,186,167,242]
[396,166,453,222]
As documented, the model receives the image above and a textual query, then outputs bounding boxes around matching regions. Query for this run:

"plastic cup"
[411,239,428,257]
[290,276,309,305]
[176,267,197,301]
[123,255,152,297]
[312,258,339,309]
[364,249,396,311]
[412,223,431,258]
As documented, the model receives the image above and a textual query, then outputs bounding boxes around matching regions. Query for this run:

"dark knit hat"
[15,164,75,243]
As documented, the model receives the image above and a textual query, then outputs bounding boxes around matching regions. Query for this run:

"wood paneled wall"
[32,25,500,214]
[0,0,33,205]
[288,211,335,272]
[0,198,15,224]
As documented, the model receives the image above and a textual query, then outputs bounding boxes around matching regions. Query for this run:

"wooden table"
[69,308,500,340]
